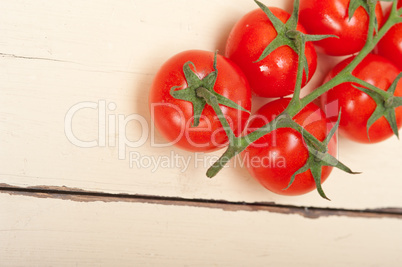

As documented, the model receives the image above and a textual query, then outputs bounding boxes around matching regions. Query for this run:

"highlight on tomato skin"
[225,6,317,98]
[320,54,402,144]
[241,98,337,196]
[299,0,384,56]
[148,50,252,153]
[376,0,402,71]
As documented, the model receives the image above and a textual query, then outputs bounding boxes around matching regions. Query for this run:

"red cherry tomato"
[225,7,317,98]
[376,0,402,70]
[242,98,336,196]
[299,0,383,56]
[149,50,251,152]
[320,54,402,143]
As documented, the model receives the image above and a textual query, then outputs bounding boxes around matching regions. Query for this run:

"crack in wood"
[0,52,75,63]
[0,52,153,75]
[0,183,401,219]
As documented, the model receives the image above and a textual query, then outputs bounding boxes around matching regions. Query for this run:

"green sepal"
[283,112,359,200]
[352,72,402,141]
[170,52,250,127]
[348,0,370,21]
[253,0,337,82]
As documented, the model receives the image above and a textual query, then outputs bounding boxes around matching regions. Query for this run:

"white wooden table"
[1,0,402,266]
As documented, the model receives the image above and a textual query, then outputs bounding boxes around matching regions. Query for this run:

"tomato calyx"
[170,52,250,127]
[254,0,336,81]
[285,112,359,200]
[352,73,402,140]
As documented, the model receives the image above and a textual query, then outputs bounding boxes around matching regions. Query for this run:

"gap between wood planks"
[1,183,401,219]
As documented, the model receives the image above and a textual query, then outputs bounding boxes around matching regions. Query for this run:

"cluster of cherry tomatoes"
[149,0,402,198]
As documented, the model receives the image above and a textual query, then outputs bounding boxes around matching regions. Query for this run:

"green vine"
[169,0,402,199]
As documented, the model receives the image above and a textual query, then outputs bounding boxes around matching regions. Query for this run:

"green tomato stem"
[206,146,238,178]
[287,34,305,111]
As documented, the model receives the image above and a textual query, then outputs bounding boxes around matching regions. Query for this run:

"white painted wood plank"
[0,193,401,266]
[1,0,402,209]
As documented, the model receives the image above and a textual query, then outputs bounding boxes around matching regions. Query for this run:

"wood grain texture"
[1,193,402,266]
[1,0,402,211]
